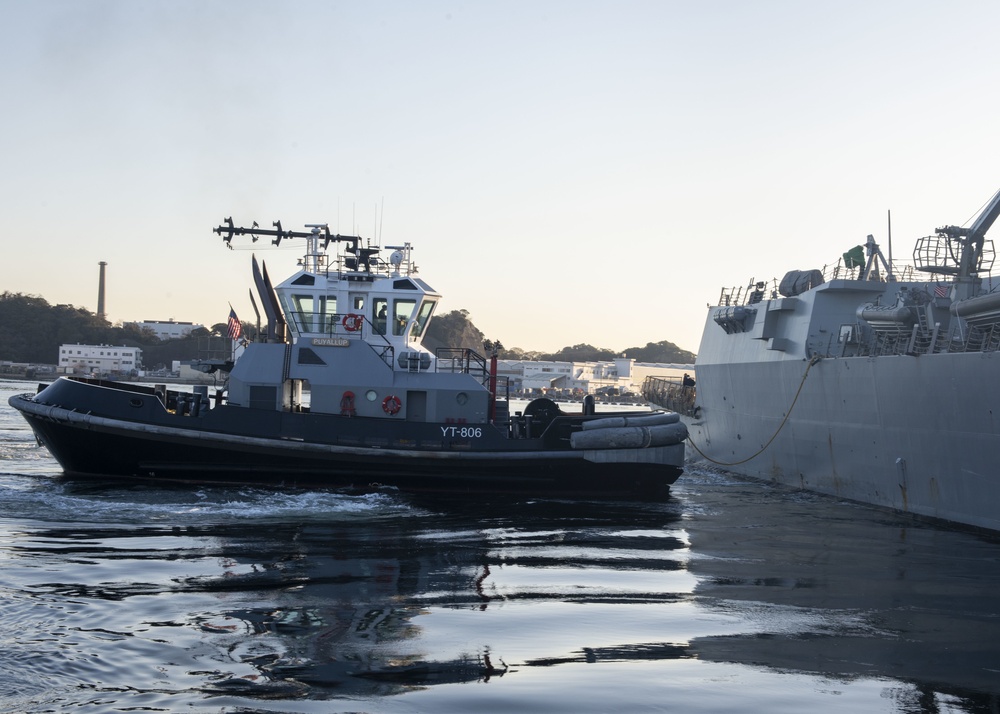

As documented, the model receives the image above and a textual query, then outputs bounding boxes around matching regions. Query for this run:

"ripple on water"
[0,476,420,527]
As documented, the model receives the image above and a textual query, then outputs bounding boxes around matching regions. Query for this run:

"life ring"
[342,313,363,332]
[382,395,402,415]
[340,390,356,416]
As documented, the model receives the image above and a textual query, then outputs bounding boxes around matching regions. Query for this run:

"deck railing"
[640,376,697,416]
[718,259,920,308]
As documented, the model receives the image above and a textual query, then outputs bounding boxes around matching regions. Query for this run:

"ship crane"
[933,187,1000,279]
[914,189,1000,289]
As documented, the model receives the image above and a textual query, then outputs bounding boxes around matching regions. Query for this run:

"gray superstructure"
[644,188,1000,531]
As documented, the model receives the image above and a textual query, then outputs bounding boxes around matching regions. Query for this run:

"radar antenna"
[213,218,373,272]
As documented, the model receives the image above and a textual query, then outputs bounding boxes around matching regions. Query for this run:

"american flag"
[227,307,242,340]
[934,285,949,298]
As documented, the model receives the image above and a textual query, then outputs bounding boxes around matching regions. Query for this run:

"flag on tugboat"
[227,307,242,340]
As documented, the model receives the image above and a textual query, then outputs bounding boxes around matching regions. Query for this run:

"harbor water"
[1,380,999,713]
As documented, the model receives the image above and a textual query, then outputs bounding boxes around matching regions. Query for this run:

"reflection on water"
[1,380,999,713]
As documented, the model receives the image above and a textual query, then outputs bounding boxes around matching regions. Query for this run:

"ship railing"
[871,327,912,356]
[281,311,397,368]
[435,347,490,386]
[280,310,359,338]
[963,323,1000,353]
[718,278,779,307]
[927,324,1000,354]
[837,319,979,358]
[718,260,921,307]
[350,314,396,369]
[822,259,918,283]
[319,253,414,280]
[908,330,936,355]
[493,376,512,426]
[280,310,399,344]
[640,376,697,417]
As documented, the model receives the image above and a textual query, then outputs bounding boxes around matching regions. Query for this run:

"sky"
[3,1,1000,355]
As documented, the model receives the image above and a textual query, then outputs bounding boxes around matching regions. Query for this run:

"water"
[2,380,999,713]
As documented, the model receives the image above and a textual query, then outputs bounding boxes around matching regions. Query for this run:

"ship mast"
[213,218,367,272]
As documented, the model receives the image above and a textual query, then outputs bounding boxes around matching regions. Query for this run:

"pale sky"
[3,1,1000,355]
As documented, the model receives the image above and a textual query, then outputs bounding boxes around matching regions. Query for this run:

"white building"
[130,320,205,340]
[58,344,142,375]
[498,358,693,397]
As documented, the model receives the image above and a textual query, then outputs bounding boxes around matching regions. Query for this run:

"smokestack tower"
[97,261,107,320]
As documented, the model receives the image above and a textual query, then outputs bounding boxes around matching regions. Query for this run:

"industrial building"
[57,344,142,376]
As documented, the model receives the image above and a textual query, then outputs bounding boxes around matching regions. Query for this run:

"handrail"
[640,376,697,417]
[435,347,490,386]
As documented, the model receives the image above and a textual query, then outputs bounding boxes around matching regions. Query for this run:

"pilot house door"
[347,294,365,333]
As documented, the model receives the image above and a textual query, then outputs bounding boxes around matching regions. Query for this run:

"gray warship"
[644,187,1000,531]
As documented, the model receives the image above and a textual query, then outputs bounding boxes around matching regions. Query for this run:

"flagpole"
[227,303,243,363]
[229,303,235,363]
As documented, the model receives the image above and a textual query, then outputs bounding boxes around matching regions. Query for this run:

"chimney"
[97,261,107,320]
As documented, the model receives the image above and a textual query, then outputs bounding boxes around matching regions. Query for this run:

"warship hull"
[689,349,1000,532]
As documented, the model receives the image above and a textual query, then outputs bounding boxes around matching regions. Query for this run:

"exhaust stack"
[97,261,107,320]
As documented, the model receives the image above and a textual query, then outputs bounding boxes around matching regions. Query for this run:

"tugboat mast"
[213,217,368,273]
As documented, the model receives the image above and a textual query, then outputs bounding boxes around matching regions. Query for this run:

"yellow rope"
[686,354,821,467]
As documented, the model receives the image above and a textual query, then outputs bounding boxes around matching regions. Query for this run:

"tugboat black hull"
[10,382,683,497]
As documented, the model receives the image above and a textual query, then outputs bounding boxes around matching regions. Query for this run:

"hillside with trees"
[422,309,695,363]
[0,293,695,369]
[0,292,234,371]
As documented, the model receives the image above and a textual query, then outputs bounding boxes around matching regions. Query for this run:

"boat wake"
[0,474,421,526]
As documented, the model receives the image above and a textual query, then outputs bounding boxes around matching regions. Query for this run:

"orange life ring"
[382,395,402,415]
[340,390,356,416]
[342,313,363,332]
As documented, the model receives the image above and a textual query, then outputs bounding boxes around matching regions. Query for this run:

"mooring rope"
[686,354,821,467]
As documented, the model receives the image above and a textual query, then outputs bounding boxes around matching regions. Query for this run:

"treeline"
[423,309,696,363]
[0,292,230,369]
[0,293,695,367]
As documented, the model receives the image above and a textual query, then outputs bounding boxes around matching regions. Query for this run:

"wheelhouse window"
[393,299,416,335]
[409,299,436,338]
[288,294,314,335]
[284,293,334,335]
[373,297,388,335]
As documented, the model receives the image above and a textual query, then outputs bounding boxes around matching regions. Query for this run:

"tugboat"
[10,219,687,495]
